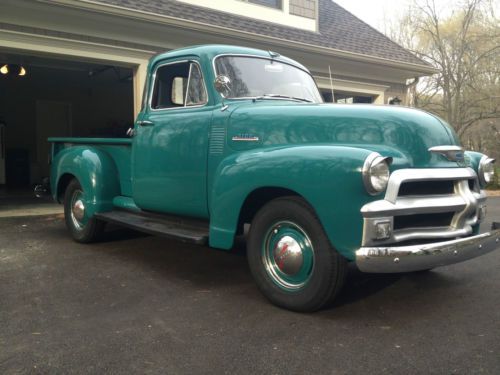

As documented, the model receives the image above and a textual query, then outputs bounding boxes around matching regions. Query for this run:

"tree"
[391,0,500,142]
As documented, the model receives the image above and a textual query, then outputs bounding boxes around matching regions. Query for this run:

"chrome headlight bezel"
[478,155,495,187]
[362,152,392,195]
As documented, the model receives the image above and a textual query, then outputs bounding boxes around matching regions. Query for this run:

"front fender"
[51,146,121,217]
[209,145,376,260]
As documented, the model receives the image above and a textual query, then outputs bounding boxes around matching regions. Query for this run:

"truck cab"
[49,45,499,312]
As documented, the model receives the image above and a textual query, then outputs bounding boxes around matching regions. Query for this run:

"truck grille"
[393,211,455,230]
[361,168,487,246]
[398,179,479,196]
[398,180,455,196]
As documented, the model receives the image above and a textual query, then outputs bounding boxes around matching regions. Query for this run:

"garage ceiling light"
[0,64,27,76]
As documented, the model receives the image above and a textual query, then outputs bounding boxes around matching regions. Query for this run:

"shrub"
[486,166,499,190]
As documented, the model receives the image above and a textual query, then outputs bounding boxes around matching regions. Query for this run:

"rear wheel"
[247,196,347,312]
[64,178,105,243]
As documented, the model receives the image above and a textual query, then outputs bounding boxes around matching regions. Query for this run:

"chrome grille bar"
[385,168,477,203]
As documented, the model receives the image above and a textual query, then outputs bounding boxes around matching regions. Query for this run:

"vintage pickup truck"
[49,45,499,312]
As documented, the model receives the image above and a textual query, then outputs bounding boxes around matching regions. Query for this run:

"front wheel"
[247,197,347,312]
[64,178,105,243]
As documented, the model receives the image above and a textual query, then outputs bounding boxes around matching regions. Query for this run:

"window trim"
[149,59,209,112]
[212,53,323,102]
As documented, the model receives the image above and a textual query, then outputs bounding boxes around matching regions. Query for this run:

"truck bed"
[49,137,133,196]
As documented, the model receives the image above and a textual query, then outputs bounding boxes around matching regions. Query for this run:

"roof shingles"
[93,0,428,67]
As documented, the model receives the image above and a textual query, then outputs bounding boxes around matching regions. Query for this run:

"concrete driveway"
[1,198,499,374]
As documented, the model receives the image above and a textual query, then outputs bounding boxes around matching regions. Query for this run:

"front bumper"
[355,229,500,273]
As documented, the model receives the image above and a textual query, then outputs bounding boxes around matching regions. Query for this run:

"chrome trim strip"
[356,229,500,273]
[361,195,466,218]
[361,219,473,247]
[392,226,472,243]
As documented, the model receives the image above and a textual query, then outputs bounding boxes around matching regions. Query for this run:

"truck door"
[132,59,211,218]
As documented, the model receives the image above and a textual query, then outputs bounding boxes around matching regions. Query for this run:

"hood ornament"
[428,145,464,162]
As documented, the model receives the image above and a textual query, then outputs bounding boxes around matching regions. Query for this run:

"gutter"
[37,0,439,75]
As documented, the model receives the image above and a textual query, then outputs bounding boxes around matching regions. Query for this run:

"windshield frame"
[212,54,323,103]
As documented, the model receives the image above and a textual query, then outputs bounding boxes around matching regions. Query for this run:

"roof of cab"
[149,44,309,72]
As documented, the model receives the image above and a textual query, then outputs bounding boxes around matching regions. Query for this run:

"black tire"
[64,178,105,243]
[247,196,347,312]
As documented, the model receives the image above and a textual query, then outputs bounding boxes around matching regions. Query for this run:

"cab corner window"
[151,61,207,110]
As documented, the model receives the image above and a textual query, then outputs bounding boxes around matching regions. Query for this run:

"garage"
[0,51,135,189]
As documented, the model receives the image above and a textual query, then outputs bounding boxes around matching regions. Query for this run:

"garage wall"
[0,65,133,184]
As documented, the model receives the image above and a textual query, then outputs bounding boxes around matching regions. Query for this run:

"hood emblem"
[428,146,464,162]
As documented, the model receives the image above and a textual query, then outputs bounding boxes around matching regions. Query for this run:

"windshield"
[214,56,323,103]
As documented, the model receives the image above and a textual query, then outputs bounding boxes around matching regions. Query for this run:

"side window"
[151,61,207,110]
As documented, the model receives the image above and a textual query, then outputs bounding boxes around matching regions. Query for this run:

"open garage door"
[0,52,134,188]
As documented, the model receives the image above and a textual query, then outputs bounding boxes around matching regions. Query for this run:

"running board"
[95,210,209,245]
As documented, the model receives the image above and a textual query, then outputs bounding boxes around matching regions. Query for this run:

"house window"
[321,90,374,104]
[289,0,316,19]
[243,0,282,10]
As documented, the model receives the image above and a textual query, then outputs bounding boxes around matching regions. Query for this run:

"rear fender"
[209,145,375,259]
[51,146,121,217]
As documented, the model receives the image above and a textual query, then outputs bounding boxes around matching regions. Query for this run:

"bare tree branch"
[391,0,500,153]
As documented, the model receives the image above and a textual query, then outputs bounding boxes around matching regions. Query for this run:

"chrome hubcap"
[72,199,85,221]
[273,236,304,275]
[70,189,86,230]
[262,221,315,291]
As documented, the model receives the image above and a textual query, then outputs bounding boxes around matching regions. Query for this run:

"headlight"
[478,155,495,187]
[362,153,392,195]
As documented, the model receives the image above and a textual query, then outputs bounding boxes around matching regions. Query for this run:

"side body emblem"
[232,134,260,142]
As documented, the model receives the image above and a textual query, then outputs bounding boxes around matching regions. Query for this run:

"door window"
[151,61,208,110]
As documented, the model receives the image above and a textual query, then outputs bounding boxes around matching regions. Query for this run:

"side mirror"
[214,75,231,98]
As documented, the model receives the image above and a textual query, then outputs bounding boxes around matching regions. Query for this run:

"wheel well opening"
[237,187,301,234]
[57,174,76,203]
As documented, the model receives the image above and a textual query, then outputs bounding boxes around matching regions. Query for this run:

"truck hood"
[226,102,461,168]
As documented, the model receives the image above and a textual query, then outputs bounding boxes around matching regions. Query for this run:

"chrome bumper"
[355,229,500,273]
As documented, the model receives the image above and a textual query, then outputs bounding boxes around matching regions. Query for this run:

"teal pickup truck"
[49,45,499,312]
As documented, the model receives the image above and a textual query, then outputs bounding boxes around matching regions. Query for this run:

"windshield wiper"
[254,94,312,103]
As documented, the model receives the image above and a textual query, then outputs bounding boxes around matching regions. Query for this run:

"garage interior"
[0,51,134,194]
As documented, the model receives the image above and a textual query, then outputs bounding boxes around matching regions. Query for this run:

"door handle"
[137,120,154,126]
